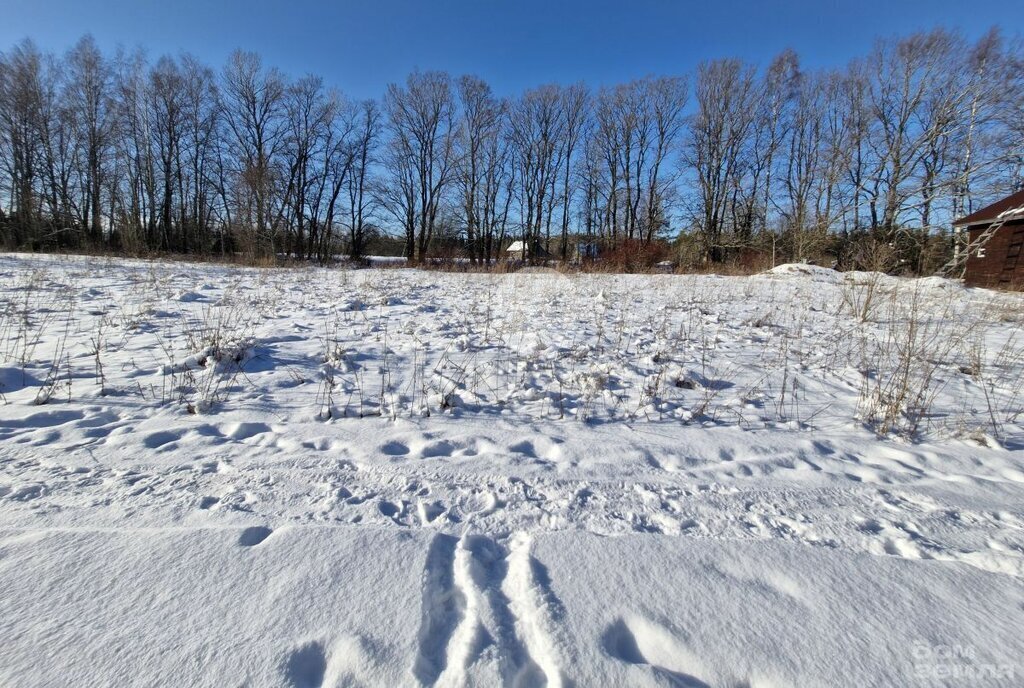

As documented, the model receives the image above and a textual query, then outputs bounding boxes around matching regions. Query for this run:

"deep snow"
[1,253,1023,687]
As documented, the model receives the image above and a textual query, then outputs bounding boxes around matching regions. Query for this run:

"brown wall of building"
[965,219,1024,288]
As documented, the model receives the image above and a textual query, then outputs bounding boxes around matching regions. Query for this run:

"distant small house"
[953,189,1024,288]
[505,240,528,258]
[505,239,552,261]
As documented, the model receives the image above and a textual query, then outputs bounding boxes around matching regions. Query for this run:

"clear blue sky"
[2,0,1021,99]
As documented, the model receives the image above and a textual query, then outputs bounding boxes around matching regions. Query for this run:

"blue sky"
[2,0,1021,99]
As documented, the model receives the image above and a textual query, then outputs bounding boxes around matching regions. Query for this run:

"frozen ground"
[1,253,1023,686]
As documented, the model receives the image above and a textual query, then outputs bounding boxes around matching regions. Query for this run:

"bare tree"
[642,77,687,243]
[383,71,457,262]
[179,54,220,253]
[65,35,115,245]
[150,55,187,250]
[741,50,799,246]
[0,40,45,246]
[683,59,757,263]
[345,99,381,260]
[455,75,503,263]
[866,30,956,239]
[558,83,589,258]
[220,50,288,258]
[508,85,566,255]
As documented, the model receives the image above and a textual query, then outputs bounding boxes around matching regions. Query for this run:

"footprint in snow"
[509,440,539,458]
[421,440,459,458]
[417,500,446,524]
[238,526,273,547]
[378,500,411,524]
[378,500,400,517]
[283,641,327,688]
[225,422,272,441]
[379,441,410,457]
[602,617,710,688]
[143,430,183,449]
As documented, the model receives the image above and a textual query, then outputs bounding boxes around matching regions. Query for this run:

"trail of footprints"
[7,437,1024,581]
[6,408,1023,581]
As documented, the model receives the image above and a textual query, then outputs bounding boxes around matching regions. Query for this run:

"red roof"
[954,189,1024,227]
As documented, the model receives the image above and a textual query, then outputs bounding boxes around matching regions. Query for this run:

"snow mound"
[763,263,842,283]
[175,290,207,302]
[915,275,962,290]
[842,270,892,285]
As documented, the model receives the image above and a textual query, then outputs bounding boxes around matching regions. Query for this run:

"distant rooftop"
[954,188,1024,227]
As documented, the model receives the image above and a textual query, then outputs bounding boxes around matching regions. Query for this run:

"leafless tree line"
[0,37,381,261]
[1,28,1022,271]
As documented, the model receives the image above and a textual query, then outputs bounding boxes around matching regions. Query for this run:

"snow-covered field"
[2,253,1023,687]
